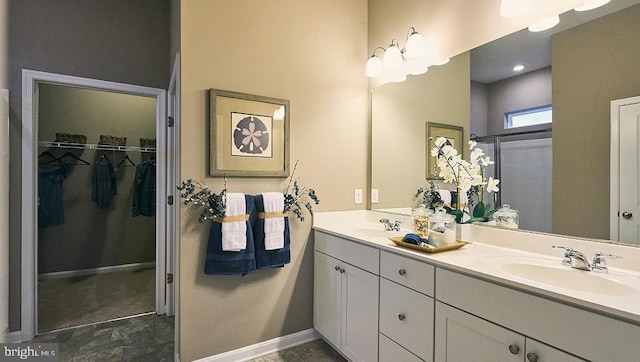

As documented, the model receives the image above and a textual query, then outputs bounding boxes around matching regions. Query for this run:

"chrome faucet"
[379,218,402,231]
[552,246,622,272]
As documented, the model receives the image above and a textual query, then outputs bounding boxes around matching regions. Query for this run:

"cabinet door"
[435,302,524,362]
[379,333,423,362]
[341,263,379,362]
[314,251,341,348]
[526,339,586,362]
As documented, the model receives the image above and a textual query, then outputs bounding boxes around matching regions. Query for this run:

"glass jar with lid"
[428,207,456,247]
[494,204,519,229]
[411,204,433,238]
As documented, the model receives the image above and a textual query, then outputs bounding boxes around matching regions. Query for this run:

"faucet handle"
[392,220,403,231]
[552,245,573,265]
[592,252,623,272]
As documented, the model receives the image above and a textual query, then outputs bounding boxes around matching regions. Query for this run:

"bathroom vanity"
[312,210,640,362]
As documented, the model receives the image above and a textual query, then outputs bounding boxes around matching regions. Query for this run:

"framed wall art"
[209,89,290,177]
[426,122,464,180]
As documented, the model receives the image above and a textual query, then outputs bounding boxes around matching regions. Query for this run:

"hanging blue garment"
[132,158,156,216]
[204,194,257,276]
[38,165,69,228]
[253,194,291,269]
[91,157,117,208]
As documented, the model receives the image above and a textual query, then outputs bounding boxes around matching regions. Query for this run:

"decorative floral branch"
[177,178,227,222]
[284,160,320,221]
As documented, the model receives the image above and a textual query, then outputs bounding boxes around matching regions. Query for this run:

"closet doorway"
[21,70,172,341]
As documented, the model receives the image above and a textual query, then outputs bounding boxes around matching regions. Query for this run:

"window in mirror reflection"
[505,105,552,129]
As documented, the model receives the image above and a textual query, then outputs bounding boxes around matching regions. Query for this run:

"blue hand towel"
[253,194,291,269]
[204,194,256,276]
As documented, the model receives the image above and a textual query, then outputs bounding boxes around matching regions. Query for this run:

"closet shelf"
[39,141,156,153]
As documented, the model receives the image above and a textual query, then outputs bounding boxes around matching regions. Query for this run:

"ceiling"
[470,0,640,84]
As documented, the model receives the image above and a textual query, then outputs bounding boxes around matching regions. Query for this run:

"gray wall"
[38,84,156,274]
[8,0,170,332]
[552,4,640,239]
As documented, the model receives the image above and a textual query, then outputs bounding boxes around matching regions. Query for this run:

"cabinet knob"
[398,269,406,276]
[398,313,406,321]
[508,344,520,355]
[526,352,539,362]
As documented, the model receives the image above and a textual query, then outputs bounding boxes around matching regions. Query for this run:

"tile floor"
[247,339,347,362]
[38,268,155,332]
[30,313,174,361]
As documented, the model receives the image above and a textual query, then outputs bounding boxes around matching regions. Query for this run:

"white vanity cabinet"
[313,231,380,362]
[435,301,584,362]
[434,268,640,361]
[379,251,435,361]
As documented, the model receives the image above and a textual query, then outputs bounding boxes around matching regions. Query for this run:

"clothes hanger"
[57,152,90,165]
[117,154,136,167]
[38,151,60,164]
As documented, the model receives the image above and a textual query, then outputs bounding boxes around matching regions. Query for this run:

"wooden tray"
[389,237,468,253]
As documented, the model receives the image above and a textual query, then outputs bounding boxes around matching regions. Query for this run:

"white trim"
[193,329,321,362]
[38,262,156,280]
[610,96,640,241]
[21,69,167,341]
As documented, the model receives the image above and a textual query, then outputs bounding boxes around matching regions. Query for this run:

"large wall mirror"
[371,0,640,245]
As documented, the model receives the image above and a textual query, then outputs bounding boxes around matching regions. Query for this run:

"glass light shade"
[433,58,450,66]
[365,56,384,77]
[406,57,429,75]
[528,15,560,32]
[404,32,426,59]
[574,0,611,11]
[383,45,403,70]
[500,0,532,18]
[387,69,407,83]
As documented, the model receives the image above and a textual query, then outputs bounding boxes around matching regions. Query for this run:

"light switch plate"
[371,189,379,203]
[354,189,363,204]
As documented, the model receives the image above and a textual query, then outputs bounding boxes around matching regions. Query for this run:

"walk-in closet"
[36,83,157,332]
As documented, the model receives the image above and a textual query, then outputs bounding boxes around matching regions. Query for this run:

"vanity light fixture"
[500,0,532,18]
[365,27,433,81]
[528,14,560,32]
[574,0,611,11]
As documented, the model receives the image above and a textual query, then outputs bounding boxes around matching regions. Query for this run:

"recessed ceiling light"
[513,64,525,72]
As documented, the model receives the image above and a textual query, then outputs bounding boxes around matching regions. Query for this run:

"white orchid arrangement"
[430,136,500,223]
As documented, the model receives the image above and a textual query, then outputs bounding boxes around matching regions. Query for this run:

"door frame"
[21,69,167,341]
[610,95,640,241]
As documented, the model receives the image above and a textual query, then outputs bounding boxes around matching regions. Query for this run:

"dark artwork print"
[233,116,270,155]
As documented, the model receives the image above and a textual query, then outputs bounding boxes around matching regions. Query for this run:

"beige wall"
[179,1,368,359]
[371,52,470,209]
[552,4,640,239]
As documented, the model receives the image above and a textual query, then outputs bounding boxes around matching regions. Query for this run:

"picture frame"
[426,122,464,180]
[209,89,290,177]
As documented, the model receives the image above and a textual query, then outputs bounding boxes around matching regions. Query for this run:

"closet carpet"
[38,268,155,332]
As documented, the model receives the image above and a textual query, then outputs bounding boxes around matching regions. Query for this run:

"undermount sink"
[490,256,640,297]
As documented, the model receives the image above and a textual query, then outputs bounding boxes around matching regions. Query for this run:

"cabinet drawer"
[379,333,423,362]
[380,251,434,296]
[314,231,379,274]
[380,278,434,361]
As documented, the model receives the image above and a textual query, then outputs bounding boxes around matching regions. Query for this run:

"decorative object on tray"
[429,136,500,223]
[411,204,432,238]
[99,134,127,146]
[389,236,468,253]
[493,204,519,229]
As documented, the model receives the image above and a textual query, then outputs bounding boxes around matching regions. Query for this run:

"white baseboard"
[38,262,156,280]
[194,328,321,362]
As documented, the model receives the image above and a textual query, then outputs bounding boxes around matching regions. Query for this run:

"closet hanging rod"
[38,141,156,153]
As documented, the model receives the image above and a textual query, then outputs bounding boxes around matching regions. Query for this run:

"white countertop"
[313,210,640,325]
